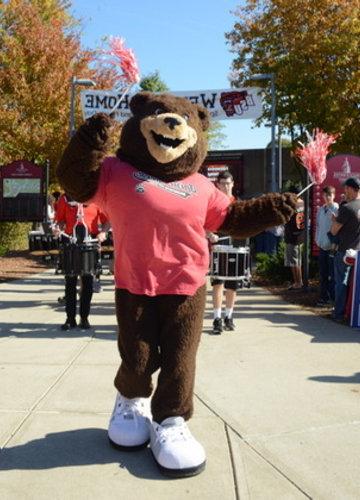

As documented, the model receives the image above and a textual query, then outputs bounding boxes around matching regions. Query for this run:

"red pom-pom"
[295,129,338,184]
[102,37,140,87]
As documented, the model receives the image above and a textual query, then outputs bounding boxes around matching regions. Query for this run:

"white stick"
[297,181,316,197]
[109,83,133,115]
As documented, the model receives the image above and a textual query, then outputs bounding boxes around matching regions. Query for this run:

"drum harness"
[55,201,98,245]
[54,201,102,277]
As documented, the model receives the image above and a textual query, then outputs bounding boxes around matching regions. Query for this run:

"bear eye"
[153,108,164,116]
[183,114,189,121]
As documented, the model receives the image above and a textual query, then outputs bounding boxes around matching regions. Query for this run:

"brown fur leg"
[114,289,161,398]
[151,285,207,423]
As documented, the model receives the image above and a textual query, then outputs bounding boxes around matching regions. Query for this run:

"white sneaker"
[108,392,151,450]
[150,416,206,477]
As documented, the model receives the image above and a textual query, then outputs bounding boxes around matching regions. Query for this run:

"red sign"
[2,160,43,179]
[0,160,46,222]
[311,154,360,254]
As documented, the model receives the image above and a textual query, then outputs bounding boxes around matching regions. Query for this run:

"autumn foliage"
[226,0,360,152]
[0,0,120,179]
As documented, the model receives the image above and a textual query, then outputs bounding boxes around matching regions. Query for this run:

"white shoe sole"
[151,450,206,477]
[108,436,149,452]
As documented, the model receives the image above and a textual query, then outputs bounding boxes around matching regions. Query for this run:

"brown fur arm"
[56,113,113,202]
[218,193,298,239]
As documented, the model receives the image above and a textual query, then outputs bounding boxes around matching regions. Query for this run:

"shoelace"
[116,397,149,418]
[155,423,192,444]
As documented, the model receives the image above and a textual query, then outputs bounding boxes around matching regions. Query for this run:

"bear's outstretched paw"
[270,192,298,224]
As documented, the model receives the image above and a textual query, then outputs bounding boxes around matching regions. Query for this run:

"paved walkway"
[0,270,359,499]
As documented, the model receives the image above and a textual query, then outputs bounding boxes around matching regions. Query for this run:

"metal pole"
[69,76,76,139]
[303,171,310,290]
[270,74,276,192]
[44,159,50,224]
[278,125,282,190]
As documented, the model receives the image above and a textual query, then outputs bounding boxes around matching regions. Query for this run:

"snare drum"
[210,245,251,281]
[28,232,60,256]
[46,235,60,254]
[28,232,48,255]
[60,240,100,276]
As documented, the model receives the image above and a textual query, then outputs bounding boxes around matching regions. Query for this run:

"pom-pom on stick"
[100,36,140,114]
[103,36,140,87]
[295,129,338,197]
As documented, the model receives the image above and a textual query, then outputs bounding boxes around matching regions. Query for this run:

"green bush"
[255,241,319,284]
[255,242,291,283]
[0,222,32,251]
[0,244,8,256]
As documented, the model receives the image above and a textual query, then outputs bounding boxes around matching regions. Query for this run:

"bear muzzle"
[140,113,198,164]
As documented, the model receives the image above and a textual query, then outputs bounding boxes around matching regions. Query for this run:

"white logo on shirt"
[133,171,198,198]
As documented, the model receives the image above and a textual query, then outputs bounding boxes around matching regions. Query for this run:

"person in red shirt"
[54,193,108,331]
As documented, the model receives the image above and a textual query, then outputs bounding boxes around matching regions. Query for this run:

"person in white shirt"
[315,185,339,306]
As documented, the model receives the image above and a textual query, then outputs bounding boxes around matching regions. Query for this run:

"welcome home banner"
[80,88,263,122]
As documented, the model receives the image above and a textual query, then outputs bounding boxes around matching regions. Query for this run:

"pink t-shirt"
[91,157,230,296]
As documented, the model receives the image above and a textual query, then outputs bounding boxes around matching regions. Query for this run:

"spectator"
[284,186,305,290]
[315,186,339,306]
[330,177,360,322]
[264,225,284,254]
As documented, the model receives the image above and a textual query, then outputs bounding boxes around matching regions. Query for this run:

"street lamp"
[69,77,96,138]
[248,73,276,192]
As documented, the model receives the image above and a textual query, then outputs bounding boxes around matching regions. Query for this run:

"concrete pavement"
[0,270,359,499]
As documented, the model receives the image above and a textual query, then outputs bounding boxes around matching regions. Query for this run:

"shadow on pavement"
[0,323,117,340]
[0,300,116,316]
[203,309,360,343]
[308,372,360,384]
[0,428,166,480]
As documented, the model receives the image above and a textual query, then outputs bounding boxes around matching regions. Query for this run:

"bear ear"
[129,92,154,115]
[197,105,210,131]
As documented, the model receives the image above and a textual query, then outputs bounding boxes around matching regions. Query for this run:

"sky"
[70,0,271,150]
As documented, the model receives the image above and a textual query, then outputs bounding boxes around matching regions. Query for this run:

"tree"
[226,0,360,152]
[139,71,169,92]
[0,0,94,178]
[207,121,227,150]
[0,0,97,250]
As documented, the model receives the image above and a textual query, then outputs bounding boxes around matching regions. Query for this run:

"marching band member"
[207,171,241,335]
[54,193,109,331]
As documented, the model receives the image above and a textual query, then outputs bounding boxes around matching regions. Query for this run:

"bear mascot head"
[117,91,210,182]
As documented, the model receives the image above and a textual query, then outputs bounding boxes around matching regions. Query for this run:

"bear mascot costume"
[57,92,297,477]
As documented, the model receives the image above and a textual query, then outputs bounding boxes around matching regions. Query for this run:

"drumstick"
[297,182,315,197]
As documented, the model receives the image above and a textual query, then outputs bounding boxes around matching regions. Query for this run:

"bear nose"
[164,116,181,130]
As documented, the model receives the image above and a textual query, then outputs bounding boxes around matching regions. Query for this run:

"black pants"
[318,248,335,301]
[65,274,93,321]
